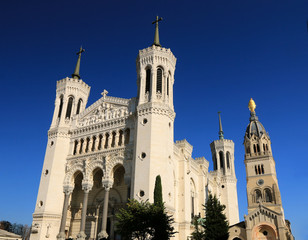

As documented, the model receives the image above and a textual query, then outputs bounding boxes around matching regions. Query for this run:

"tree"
[191,215,204,240]
[154,175,163,207]
[203,194,229,240]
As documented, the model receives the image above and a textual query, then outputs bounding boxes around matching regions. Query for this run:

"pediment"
[246,203,282,221]
[76,95,132,127]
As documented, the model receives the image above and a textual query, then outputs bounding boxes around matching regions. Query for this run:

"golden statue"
[248,98,256,112]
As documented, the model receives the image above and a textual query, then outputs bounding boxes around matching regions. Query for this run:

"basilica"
[30,18,294,240]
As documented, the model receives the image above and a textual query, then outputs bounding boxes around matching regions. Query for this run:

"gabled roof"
[0,229,22,239]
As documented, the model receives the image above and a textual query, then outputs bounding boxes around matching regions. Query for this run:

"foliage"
[116,199,176,240]
[203,194,229,240]
[154,175,163,207]
[191,215,204,240]
[0,221,31,240]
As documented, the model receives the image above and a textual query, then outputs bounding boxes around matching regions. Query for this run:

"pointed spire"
[152,16,162,47]
[218,111,224,140]
[72,46,85,79]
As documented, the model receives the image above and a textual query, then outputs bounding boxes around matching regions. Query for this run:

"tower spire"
[152,16,162,47]
[72,46,85,79]
[218,111,224,140]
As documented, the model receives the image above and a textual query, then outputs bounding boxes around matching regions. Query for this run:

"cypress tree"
[154,175,163,207]
[203,193,229,240]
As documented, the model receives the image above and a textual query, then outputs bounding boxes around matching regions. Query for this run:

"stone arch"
[105,156,126,179]
[85,159,105,182]
[63,163,84,186]
[251,222,278,240]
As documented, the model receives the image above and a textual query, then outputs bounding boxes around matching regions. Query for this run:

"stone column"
[78,139,83,154]
[98,180,113,240]
[74,141,80,155]
[77,183,92,240]
[107,133,112,149]
[150,68,156,101]
[57,186,74,240]
[102,134,106,150]
[94,135,99,151]
[114,130,119,148]
[120,130,125,146]
[93,205,100,238]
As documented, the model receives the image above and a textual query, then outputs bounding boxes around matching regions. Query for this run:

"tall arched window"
[98,135,103,150]
[213,155,217,170]
[91,136,96,152]
[73,140,78,155]
[257,144,260,153]
[118,130,123,146]
[111,131,116,147]
[79,139,84,154]
[226,152,230,169]
[190,179,196,220]
[65,97,74,119]
[255,189,262,203]
[76,98,82,114]
[265,188,272,202]
[263,144,266,152]
[145,69,151,93]
[58,95,63,119]
[219,151,224,169]
[253,144,257,153]
[104,133,110,149]
[246,146,250,154]
[156,68,162,93]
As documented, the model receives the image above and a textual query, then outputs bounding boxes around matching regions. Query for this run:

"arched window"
[263,144,266,152]
[257,144,260,153]
[98,135,103,150]
[265,188,272,202]
[253,144,257,153]
[167,76,169,96]
[65,97,74,119]
[104,133,110,149]
[91,136,96,152]
[219,151,224,169]
[190,179,196,220]
[156,68,162,93]
[73,140,78,155]
[111,131,116,147]
[125,128,130,145]
[266,144,269,151]
[258,165,261,175]
[226,152,230,169]
[79,139,84,154]
[255,165,258,175]
[118,130,123,146]
[85,138,90,153]
[145,69,151,93]
[76,98,82,114]
[255,189,262,203]
[246,146,250,154]
[58,95,63,119]
[261,164,264,174]
[213,155,217,170]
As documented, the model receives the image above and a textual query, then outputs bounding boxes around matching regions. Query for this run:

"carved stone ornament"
[102,179,113,190]
[63,185,74,195]
[98,230,109,239]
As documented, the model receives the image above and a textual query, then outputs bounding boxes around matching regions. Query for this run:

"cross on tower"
[152,16,163,47]
[77,46,85,56]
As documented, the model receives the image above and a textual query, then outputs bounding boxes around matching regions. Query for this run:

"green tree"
[191,215,204,240]
[203,194,229,240]
[154,175,163,207]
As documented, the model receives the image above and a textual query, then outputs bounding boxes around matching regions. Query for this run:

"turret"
[210,112,239,225]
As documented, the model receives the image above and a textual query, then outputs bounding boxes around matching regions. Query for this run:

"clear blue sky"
[0,0,307,239]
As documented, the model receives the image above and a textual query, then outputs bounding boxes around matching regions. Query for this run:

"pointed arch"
[58,95,64,119]
[63,164,84,186]
[145,68,151,93]
[65,96,74,119]
[226,151,231,169]
[219,151,224,170]
[156,67,163,93]
[76,98,83,114]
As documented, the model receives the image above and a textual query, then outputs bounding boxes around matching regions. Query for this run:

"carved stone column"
[88,138,93,152]
[94,135,99,151]
[120,130,125,146]
[150,68,156,101]
[57,186,74,240]
[98,180,113,240]
[77,183,93,240]
[75,141,80,155]
[102,134,106,150]
[107,132,112,149]
[114,130,119,147]
[79,139,83,154]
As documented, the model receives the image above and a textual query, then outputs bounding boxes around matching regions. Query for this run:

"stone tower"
[132,16,177,208]
[31,48,90,240]
[210,112,239,226]
[243,98,293,240]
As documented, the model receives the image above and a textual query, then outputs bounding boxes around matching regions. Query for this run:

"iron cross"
[152,16,162,25]
[77,46,85,56]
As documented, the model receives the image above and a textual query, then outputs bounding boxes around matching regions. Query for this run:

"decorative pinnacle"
[152,16,162,47]
[218,111,224,140]
[248,98,256,113]
[72,46,85,79]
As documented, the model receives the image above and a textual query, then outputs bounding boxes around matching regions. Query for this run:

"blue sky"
[0,0,307,239]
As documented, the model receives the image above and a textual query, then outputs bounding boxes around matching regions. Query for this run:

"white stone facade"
[30,44,240,240]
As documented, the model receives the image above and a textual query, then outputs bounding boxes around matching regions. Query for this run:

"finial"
[248,98,256,113]
[72,46,85,79]
[152,16,162,47]
[218,111,224,140]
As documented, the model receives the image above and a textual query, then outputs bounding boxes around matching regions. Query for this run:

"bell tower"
[244,99,283,214]
[31,48,90,240]
[243,99,294,240]
[132,16,177,208]
[210,112,239,226]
